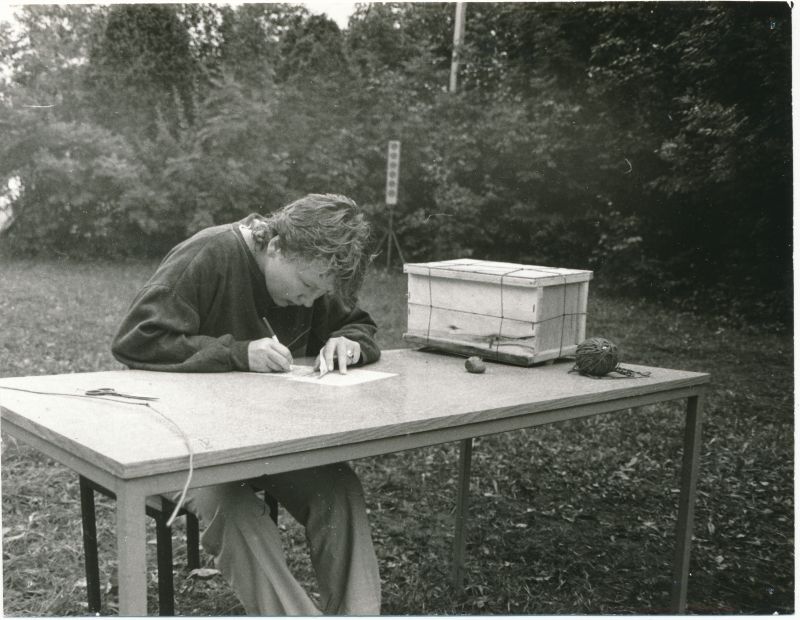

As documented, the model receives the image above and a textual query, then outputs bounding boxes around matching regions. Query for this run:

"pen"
[261,316,279,343]
[270,317,326,378]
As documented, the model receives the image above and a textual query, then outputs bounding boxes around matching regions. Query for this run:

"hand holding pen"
[246,317,293,373]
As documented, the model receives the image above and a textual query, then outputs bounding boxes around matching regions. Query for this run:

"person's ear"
[266,236,281,257]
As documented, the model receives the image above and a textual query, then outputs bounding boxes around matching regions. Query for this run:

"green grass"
[1,258,793,615]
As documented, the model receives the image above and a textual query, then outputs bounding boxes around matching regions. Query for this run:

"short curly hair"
[249,194,372,305]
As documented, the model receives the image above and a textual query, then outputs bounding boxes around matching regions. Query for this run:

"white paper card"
[265,365,397,386]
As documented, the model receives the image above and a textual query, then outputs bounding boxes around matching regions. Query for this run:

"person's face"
[262,237,335,307]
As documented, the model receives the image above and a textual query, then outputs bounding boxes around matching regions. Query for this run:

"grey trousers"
[183,463,381,615]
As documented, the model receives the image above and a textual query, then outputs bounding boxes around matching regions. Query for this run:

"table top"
[0,349,709,480]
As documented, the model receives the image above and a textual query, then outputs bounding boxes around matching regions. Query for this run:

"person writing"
[111,194,382,615]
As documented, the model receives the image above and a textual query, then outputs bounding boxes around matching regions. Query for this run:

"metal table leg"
[79,476,102,613]
[154,498,176,616]
[451,437,473,593]
[117,484,148,615]
[186,512,201,570]
[670,393,705,613]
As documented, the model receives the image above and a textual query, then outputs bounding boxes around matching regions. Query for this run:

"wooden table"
[0,349,709,615]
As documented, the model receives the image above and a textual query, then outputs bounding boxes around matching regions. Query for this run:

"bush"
[3,118,155,257]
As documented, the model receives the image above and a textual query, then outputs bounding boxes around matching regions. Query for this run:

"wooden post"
[670,393,705,613]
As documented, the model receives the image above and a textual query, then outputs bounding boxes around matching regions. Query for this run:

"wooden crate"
[403,259,592,366]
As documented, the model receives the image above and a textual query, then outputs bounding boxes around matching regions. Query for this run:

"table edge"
[2,371,709,481]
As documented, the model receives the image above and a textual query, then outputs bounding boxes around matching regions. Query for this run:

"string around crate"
[415,261,588,364]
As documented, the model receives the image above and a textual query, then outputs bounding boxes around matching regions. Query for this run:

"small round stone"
[465,356,486,374]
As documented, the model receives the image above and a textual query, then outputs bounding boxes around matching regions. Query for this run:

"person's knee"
[323,463,365,500]
[194,482,264,522]
[305,464,366,520]
[197,482,272,555]
[332,463,364,491]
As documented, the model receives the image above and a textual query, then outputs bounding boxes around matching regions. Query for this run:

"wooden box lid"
[403,259,592,287]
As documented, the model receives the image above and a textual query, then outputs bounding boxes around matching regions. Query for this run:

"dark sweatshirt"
[111,215,380,372]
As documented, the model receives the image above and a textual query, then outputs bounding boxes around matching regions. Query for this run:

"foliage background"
[0,2,792,325]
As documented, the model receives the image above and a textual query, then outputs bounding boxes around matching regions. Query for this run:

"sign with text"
[385,140,401,206]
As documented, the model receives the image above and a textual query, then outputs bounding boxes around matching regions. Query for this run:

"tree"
[158,73,291,234]
[583,2,792,309]
[0,2,790,322]
[85,4,198,140]
[178,3,310,91]
[0,5,108,122]
[1,107,153,256]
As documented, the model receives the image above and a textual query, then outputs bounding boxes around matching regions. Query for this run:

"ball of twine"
[573,337,619,377]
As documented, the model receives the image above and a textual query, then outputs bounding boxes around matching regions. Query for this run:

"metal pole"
[449,2,467,93]
[386,207,394,269]
[449,6,469,584]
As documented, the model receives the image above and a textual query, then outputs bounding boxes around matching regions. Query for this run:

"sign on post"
[385,140,401,206]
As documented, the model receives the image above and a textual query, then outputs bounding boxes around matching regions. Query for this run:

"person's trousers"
[182,462,381,615]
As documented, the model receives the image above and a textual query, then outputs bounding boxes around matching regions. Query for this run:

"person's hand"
[316,337,361,375]
[248,337,293,373]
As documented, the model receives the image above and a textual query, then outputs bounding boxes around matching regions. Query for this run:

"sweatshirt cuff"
[231,340,251,371]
